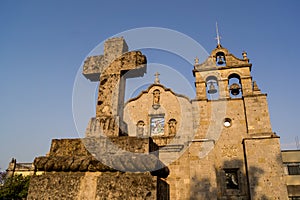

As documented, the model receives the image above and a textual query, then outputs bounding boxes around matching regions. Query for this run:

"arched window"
[206,76,219,100]
[228,74,242,98]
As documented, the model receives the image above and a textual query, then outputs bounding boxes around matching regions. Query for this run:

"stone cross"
[83,38,147,137]
[154,72,160,84]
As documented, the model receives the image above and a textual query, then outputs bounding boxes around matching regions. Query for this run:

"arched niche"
[206,76,219,100]
[228,73,242,98]
[136,120,145,137]
[216,51,226,66]
[168,118,177,136]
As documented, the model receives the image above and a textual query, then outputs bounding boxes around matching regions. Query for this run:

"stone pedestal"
[27,172,169,200]
[27,137,169,200]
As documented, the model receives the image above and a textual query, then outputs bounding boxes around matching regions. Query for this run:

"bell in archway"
[230,83,241,96]
[217,55,225,65]
[208,82,217,94]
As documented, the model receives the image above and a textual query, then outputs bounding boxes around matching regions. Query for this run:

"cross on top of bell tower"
[215,22,222,48]
[154,72,160,84]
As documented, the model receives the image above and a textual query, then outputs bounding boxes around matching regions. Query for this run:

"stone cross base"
[85,116,126,137]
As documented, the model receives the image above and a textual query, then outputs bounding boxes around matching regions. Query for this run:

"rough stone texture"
[92,50,146,137]
[34,154,169,175]
[33,156,115,172]
[28,135,169,199]
[33,137,168,174]
[103,37,129,66]
[27,172,84,200]
[194,45,251,71]
[95,51,146,118]
[244,95,272,134]
[83,37,147,137]
[49,139,91,156]
[82,37,128,82]
[48,137,158,157]
[82,55,104,81]
[27,172,168,200]
[95,172,158,199]
[244,137,288,199]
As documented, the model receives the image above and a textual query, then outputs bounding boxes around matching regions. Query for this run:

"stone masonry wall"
[244,95,272,134]
[244,137,288,199]
[28,137,170,199]
[27,172,164,200]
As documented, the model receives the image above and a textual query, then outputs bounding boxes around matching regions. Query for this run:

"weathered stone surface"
[27,172,168,200]
[27,172,83,200]
[34,137,168,176]
[243,137,288,199]
[29,135,169,199]
[94,51,147,137]
[82,136,159,154]
[95,172,159,200]
[194,45,251,72]
[83,37,128,81]
[84,37,147,137]
[48,137,159,157]
[49,139,90,156]
[82,55,104,81]
[34,154,168,176]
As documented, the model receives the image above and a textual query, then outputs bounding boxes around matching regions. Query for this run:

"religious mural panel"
[150,117,164,136]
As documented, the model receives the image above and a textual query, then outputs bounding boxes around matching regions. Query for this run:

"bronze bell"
[208,82,217,94]
[230,83,241,96]
[217,55,225,65]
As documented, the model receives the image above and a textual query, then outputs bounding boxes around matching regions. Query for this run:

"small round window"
[223,118,232,127]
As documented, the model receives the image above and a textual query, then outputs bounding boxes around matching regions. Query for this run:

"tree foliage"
[0,172,31,200]
[0,171,6,186]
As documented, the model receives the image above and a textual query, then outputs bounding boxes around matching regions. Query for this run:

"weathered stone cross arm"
[101,51,147,75]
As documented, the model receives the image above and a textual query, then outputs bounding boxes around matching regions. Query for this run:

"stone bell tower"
[193,42,272,136]
[189,40,288,199]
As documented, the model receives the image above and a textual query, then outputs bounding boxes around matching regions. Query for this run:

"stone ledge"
[49,137,159,157]
[34,154,169,178]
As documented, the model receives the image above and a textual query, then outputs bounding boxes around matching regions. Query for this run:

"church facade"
[120,40,288,199]
[25,37,291,199]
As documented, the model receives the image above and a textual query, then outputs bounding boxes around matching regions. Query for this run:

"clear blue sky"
[1,1,299,170]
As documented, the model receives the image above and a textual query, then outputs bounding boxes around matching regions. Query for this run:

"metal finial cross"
[194,56,199,64]
[216,22,221,47]
[154,72,160,84]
